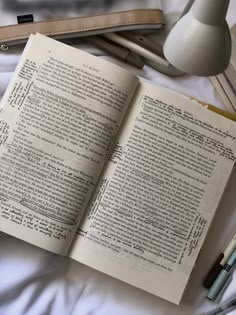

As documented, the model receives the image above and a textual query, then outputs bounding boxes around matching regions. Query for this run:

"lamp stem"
[178,0,195,21]
[192,0,230,25]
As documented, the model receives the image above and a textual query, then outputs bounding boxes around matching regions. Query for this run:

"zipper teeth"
[0,44,9,51]
[0,32,86,48]
[0,32,76,49]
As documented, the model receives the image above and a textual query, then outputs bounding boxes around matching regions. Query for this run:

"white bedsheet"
[0,1,236,314]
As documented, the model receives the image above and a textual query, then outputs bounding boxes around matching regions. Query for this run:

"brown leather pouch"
[0,9,164,50]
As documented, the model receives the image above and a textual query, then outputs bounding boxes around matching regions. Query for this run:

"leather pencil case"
[0,9,164,50]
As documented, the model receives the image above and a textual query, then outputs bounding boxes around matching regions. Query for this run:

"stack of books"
[210,24,236,113]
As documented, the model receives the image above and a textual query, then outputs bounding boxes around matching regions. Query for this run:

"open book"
[0,34,236,305]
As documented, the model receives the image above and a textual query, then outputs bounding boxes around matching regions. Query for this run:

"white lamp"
[163,0,231,76]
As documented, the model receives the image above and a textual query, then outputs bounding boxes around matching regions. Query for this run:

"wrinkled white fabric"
[0,1,236,315]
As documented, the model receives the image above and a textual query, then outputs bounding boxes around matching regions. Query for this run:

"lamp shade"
[163,0,231,76]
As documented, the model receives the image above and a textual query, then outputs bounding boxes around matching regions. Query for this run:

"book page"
[0,34,138,254]
[69,82,236,304]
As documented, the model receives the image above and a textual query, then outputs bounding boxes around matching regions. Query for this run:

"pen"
[203,254,224,289]
[88,35,144,69]
[102,32,170,68]
[204,232,236,288]
[200,295,236,315]
[207,249,236,301]
[204,104,236,122]
[118,31,165,59]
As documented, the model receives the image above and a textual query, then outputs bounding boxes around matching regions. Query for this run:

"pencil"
[88,35,144,69]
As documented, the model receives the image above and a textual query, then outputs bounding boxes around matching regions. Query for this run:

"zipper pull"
[0,44,9,51]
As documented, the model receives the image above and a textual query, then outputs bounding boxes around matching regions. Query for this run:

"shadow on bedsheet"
[0,234,73,314]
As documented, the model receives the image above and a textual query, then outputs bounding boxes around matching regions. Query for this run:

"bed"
[0,1,236,314]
